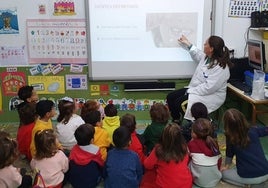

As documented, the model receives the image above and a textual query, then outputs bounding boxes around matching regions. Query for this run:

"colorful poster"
[0,8,19,34]
[28,76,65,94]
[26,19,87,64]
[0,72,26,96]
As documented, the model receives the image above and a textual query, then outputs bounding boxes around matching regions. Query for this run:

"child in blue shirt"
[104,126,143,188]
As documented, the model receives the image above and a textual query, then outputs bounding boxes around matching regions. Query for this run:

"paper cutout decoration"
[0,72,26,96]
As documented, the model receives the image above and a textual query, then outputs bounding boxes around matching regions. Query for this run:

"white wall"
[214,0,263,58]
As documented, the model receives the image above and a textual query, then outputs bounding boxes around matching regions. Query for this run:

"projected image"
[146,13,197,48]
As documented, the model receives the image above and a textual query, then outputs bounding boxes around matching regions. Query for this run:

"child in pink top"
[30,129,68,188]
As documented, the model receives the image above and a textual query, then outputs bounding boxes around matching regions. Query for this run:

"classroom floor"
[3,121,268,188]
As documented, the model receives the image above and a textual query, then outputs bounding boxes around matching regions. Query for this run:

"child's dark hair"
[113,126,131,149]
[81,110,101,126]
[150,103,169,124]
[18,102,37,126]
[0,131,19,169]
[18,86,34,102]
[120,113,136,133]
[192,118,220,155]
[191,102,208,120]
[155,123,187,163]
[104,104,117,117]
[75,124,95,146]
[57,99,75,124]
[34,129,58,160]
[36,100,55,118]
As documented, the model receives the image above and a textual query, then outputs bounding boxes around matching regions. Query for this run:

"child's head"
[18,85,39,103]
[74,124,95,146]
[57,97,75,124]
[82,110,101,127]
[104,104,117,117]
[113,126,131,149]
[80,100,99,117]
[150,103,170,124]
[192,118,213,140]
[18,102,37,125]
[34,129,58,160]
[36,100,56,119]
[192,118,220,155]
[191,102,208,120]
[223,108,250,147]
[120,113,136,133]
[0,131,19,169]
[156,123,187,163]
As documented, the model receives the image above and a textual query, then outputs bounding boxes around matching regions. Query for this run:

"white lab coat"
[184,45,230,120]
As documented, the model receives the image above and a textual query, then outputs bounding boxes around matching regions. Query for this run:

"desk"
[227,83,268,124]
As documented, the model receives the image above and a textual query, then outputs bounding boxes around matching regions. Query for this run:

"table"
[227,83,268,125]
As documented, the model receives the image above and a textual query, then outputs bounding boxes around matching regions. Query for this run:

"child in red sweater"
[141,123,192,188]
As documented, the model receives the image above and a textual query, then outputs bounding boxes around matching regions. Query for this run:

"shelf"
[250,27,268,31]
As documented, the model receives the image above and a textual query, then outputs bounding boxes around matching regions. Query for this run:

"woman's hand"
[178,35,192,49]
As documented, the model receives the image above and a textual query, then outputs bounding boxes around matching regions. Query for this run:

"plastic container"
[244,70,268,87]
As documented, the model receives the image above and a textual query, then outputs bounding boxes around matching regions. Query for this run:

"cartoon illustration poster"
[0,71,26,96]
[28,76,65,94]
[0,7,19,34]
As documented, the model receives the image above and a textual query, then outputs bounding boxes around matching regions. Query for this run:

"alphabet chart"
[26,19,87,64]
[228,0,259,17]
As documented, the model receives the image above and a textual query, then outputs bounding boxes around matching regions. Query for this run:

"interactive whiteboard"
[85,0,213,80]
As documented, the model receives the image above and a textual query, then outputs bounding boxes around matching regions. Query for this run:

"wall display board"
[85,0,213,80]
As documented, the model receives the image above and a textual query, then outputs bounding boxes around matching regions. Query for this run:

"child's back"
[102,104,120,142]
[188,118,222,187]
[30,129,68,188]
[56,97,85,151]
[104,126,143,188]
[68,124,104,188]
[17,102,37,160]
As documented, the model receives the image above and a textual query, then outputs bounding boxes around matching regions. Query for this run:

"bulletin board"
[0,0,86,66]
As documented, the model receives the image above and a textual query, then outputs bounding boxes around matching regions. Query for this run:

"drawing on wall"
[28,76,65,94]
[228,0,259,18]
[53,0,76,16]
[146,13,197,48]
[0,7,19,34]
[0,71,26,96]
[27,19,87,64]
[0,46,27,66]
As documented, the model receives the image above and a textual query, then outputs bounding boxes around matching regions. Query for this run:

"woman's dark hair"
[82,110,101,126]
[36,100,55,118]
[150,103,169,124]
[208,35,232,69]
[113,126,131,149]
[74,124,95,146]
[120,113,136,133]
[0,131,19,169]
[104,104,117,117]
[34,129,58,160]
[18,86,34,102]
[18,102,37,126]
[57,99,75,124]
[155,123,187,163]
[192,118,220,155]
[190,102,208,120]
[223,108,250,148]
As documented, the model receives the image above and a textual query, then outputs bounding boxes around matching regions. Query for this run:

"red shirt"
[142,147,193,188]
[17,122,35,160]
[129,132,146,163]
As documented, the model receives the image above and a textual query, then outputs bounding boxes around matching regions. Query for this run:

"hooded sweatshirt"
[94,127,111,161]
[102,116,120,142]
